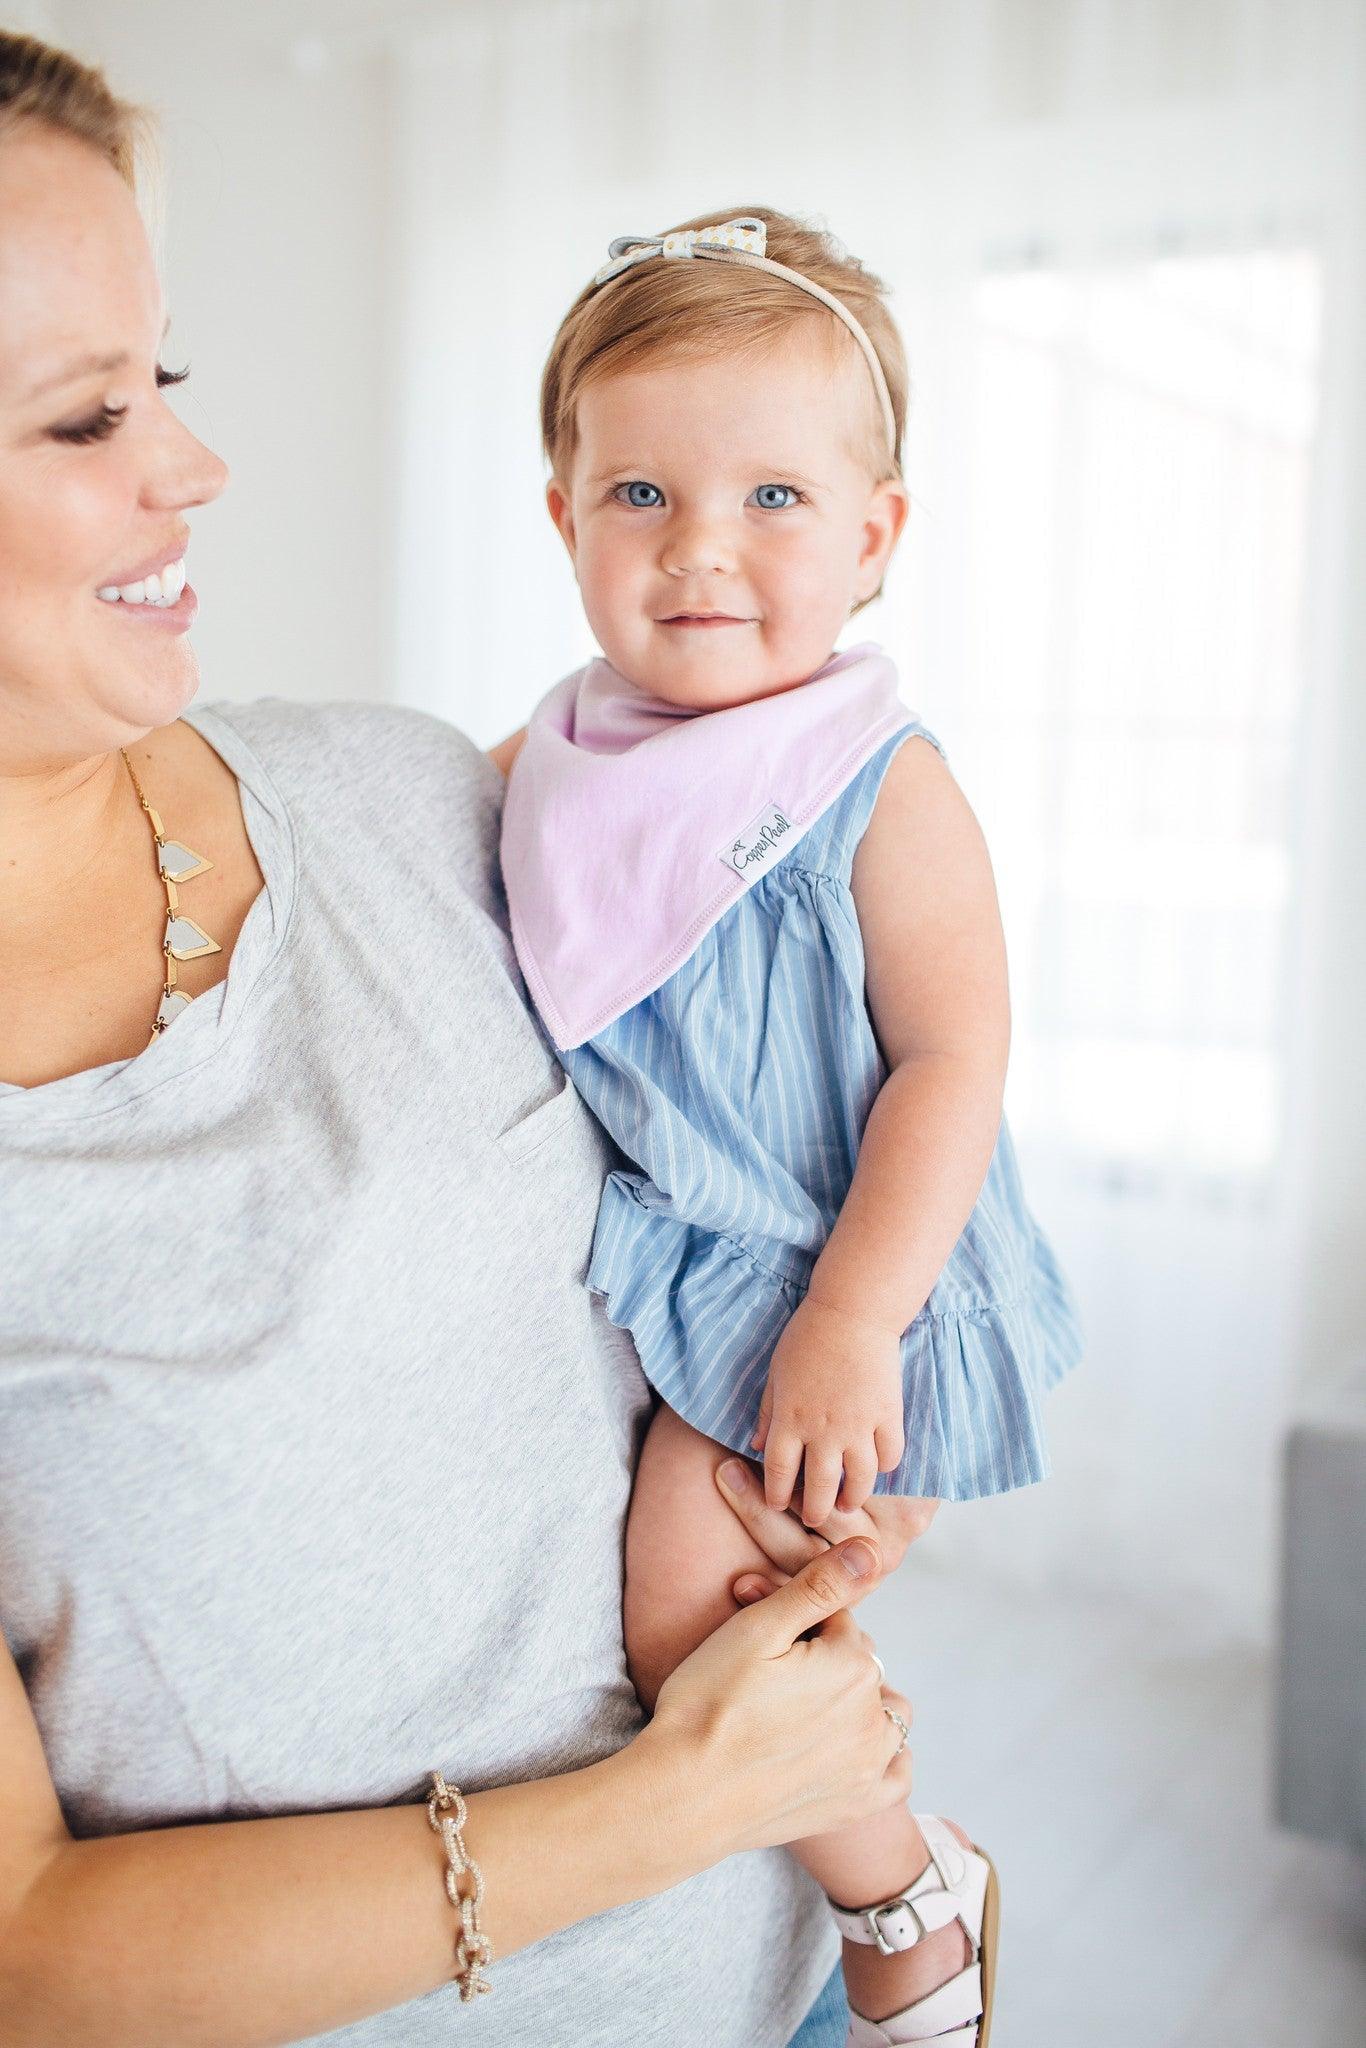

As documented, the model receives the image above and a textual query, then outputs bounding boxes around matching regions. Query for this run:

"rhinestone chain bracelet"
[427,1771,493,2002]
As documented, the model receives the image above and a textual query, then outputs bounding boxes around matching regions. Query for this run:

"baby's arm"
[756,736,1011,1523]
[488,727,527,777]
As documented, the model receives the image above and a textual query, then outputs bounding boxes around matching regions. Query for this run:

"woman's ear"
[854,477,910,604]
[546,477,577,565]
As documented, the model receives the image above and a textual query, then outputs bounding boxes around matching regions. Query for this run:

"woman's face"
[0,122,227,773]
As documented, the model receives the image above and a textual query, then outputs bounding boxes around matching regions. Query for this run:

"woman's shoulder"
[189,696,503,860]
[191,695,497,793]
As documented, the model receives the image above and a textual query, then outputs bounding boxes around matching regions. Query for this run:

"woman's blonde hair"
[541,205,910,483]
[0,29,147,189]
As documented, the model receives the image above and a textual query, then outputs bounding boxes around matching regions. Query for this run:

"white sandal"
[826,1815,999,2046]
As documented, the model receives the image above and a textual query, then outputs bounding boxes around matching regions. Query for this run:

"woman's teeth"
[96,558,187,608]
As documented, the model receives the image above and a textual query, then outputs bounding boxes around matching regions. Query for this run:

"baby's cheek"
[773,534,856,618]
[578,549,644,660]
[762,583,852,679]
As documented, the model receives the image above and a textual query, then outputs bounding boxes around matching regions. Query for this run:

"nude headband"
[589,216,899,462]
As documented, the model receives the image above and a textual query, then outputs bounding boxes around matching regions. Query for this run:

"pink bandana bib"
[501,641,914,1050]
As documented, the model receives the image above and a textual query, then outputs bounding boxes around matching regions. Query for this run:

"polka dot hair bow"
[593,215,769,284]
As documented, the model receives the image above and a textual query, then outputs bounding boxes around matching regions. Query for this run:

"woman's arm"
[0,1539,906,2048]
[753,738,1011,1521]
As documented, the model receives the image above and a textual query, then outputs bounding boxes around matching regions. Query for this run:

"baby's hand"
[752,1296,906,1525]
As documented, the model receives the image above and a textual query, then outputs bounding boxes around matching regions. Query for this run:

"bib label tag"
[720,802,792,879]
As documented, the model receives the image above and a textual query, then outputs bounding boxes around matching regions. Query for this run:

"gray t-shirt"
[0,700,833,2046]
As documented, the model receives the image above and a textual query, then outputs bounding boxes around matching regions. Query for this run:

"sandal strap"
[828,1815,986,1957]
[845,1962,984,2046]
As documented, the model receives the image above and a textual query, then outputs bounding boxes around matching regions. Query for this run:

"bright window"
[963,251,1321,1188]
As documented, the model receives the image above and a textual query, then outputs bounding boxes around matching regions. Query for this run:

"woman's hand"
[639,1536,913,1860]
[714,1455,940,1603]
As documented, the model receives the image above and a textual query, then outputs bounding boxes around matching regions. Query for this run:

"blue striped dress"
[561,725,1082,1502]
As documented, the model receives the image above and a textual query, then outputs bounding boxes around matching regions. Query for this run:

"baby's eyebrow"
[587,464,829,491]
[758,470,826,492]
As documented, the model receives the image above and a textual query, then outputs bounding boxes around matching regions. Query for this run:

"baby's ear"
[855,476,910,602]
[545,477,577,560]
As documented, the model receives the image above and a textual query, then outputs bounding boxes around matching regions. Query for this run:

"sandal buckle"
[867,1897,923,1955]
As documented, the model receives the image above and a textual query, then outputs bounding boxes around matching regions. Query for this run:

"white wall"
[50,1,396,708]
[1294,138,1366,1395]
[8,1,59,34]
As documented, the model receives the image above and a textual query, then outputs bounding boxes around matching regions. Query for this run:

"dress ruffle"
[588,1166,1082,1503]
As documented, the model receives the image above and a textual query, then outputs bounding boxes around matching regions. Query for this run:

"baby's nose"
[661,520,736,576]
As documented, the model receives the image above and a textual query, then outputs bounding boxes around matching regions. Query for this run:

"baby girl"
[494,209,1081,2047]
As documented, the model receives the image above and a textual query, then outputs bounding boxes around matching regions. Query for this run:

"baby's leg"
[625,1405,973,2025]
[624,1401,775,1709]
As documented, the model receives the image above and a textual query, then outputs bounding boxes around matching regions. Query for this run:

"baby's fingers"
[763,1428,803,1513]
[800,1444,846,1529]
[838,1443,879,1515]
[874,1419,906,1475]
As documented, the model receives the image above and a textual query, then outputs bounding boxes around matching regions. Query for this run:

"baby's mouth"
[657,612,755,628]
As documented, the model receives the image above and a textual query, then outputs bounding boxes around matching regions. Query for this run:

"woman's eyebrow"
[23,317,173,402]
[25,348,128,401]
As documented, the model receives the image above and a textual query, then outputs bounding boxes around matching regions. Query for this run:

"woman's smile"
[96,574,198,632]
[94,539,196,629]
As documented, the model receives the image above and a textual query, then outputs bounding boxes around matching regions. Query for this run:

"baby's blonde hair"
[541,205,909,483]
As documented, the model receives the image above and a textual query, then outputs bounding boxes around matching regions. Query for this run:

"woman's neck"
[0,748,132,935]
[0,718,266,1089]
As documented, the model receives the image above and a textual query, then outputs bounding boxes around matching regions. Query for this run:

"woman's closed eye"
[49,364,191,445]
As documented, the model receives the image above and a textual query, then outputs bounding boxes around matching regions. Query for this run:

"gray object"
[1276,1365,1366,1854]
[0,698,834,2046]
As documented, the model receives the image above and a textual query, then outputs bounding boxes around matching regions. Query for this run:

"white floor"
[859,1562,1366,2047]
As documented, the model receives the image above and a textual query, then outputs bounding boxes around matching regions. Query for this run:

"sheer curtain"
[389,0,1365,1636]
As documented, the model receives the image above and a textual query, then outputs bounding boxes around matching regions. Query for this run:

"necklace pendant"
[157,839,214,885]
[120,748,220,1041]
[154,987,194,1032]
[165,913,222,963]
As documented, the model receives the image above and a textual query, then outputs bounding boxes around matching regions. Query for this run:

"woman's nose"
[144,412,230,515]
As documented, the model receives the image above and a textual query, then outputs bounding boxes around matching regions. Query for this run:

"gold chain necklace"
[119,748,221,1045]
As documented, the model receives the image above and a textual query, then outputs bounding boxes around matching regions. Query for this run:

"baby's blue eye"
[751,483,798,510]
[619,481,664,508]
